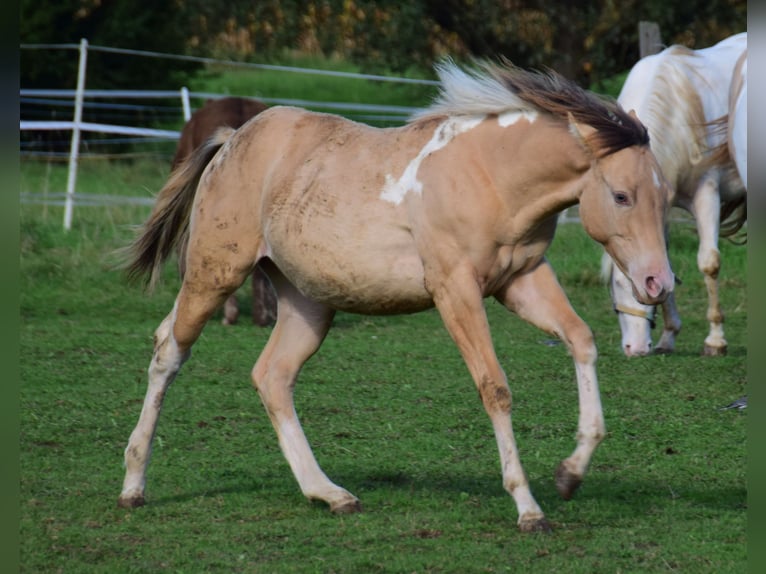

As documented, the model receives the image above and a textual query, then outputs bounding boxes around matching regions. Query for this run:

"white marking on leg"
[560,360,605,478]
[380,116,484,204]
[120,301,189,504]
[275,418,356,505]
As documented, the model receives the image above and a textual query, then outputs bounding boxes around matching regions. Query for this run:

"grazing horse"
[602,33,746,357]
[173,96,277,327]
[118,59,674,532]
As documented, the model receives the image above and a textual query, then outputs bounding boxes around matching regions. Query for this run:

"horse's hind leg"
[251,264,359,513]
[118,258,249,508]
[251,266,277,326]
[222,293,240,325]
[118,302,189,507]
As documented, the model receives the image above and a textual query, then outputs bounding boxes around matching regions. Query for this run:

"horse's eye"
[613,192,631,206]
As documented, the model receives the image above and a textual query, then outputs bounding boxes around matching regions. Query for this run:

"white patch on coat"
[380,116,484,204]
[497,109,538,127]
[652,167,661,188]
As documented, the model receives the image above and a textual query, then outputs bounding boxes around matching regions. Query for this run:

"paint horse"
[118,59,674,532]
[173,96,277,327]
[602,33,746,356]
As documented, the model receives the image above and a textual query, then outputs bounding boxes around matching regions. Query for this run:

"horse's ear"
[567,112,596,157]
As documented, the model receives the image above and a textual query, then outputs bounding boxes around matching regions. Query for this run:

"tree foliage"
[21,0,746,89]
[20,0,200,90]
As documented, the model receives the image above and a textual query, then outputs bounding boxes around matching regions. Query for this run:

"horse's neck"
[480,118,587,216]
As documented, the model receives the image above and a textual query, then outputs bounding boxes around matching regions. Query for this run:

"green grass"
[190,58,436,105]
[19,154,746,572]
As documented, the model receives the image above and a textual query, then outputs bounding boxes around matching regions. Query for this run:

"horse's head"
[575,117,674,306]
[601,252,655,356]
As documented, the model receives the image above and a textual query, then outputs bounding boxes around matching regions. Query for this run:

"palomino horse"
[602,33,746,356]
[173,96,277,327]
[118,59,674,532]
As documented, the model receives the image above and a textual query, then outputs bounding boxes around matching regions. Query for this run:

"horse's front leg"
[495,259,604,502]
[691,175,726,356]
[430,263,549,532]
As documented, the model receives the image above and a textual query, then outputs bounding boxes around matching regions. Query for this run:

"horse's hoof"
[518,516,553,533]
[330,498,362,514]
[653,346,674,355]
[555,462,583,501]
[117,494,145,509]
[703,344,727,357]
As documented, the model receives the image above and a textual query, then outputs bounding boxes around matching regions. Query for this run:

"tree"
[20,0,200,90]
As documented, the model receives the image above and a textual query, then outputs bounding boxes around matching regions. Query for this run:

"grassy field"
[19,151,747,573]
[19,58,747,572]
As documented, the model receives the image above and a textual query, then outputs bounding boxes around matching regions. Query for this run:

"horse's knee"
[477,374,512,414]
[565,321,597,365]
[698,248,721,279]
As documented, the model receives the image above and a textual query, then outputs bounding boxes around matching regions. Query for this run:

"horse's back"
[618,33,746,201]
[620,32,745,118]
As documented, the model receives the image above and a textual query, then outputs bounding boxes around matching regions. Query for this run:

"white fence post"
[63,38,88,230]
[180,86,191,121]
[639,21,662,58]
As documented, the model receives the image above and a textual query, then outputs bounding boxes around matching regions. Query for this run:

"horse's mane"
[413,58,648,157]
[627,46,710,193]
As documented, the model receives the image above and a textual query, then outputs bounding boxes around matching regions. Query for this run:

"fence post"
[180,86,191,121]
[639,21,662,58]
[64,38,88,230]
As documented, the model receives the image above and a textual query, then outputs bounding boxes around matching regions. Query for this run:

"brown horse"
[173,96,277,327]
[119,59,674,532]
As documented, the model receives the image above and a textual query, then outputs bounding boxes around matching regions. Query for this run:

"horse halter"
[607,277,657,329]
[612,301,656,329]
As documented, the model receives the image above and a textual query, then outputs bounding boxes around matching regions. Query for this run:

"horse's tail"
[124,127,237,289]
[720,196,747,243]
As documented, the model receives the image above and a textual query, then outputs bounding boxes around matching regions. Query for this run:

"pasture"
[19,155,746,572]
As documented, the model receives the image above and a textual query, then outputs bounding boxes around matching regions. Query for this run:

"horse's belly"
[269,234,432,315]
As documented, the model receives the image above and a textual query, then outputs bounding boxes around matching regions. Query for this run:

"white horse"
[603,33,746,356]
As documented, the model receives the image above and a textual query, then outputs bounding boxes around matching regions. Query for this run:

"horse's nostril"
[645,275,662,299]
